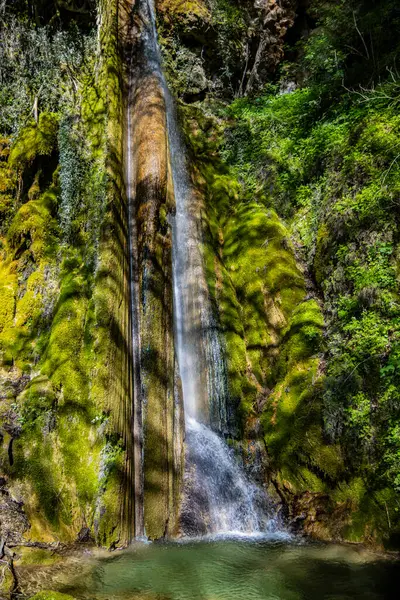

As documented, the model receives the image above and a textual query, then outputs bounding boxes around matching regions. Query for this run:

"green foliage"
[222,11,400,517]
[209,0,247,90]
[302,29,345,85]
[304,0,400,88]
[0,12,96,134]
[58,115,106,260]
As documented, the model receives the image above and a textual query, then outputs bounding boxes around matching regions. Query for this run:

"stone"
[0,483,30,547]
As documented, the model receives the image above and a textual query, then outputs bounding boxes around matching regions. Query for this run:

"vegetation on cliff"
[1,0,400,564]
[0,0,132,549]
[220,0,400,542]
[158,0,400,543]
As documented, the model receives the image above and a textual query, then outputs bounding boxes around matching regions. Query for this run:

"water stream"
[140,0,275,537]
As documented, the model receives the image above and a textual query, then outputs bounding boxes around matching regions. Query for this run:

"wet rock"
[0,368,30,401]
[180,463,209,538]
[0,481,30,547]
[76,527,93,544]
[157,0,299,98]
[129,0,183,540]
[287,490,352,541]
[245,0,298,94]
[0,563,15,598]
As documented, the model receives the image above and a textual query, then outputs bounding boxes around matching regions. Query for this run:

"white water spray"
[139,0,278,536]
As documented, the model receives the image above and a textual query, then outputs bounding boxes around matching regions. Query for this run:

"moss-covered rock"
[9,113,58,168]
[29,592,76,600]
[17,547,64,567]
[157,0,297,100]
[178,95,400,546]
[0,0,137,548]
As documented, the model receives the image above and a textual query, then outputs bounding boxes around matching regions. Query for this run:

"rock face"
[156,0,298,98]
[127,0,184,540]
[0,0,185,549]
[0,479,30,546]
[0,0,135,548]
[244,0,298,94]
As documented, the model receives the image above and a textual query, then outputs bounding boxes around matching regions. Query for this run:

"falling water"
[143,0,229,430]
[136,0,276,536]
[180,418,276,537]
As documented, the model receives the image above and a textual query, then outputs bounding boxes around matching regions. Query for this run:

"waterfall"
[180,418,275,537]
[145,0,229,433]
[128,0,276,537]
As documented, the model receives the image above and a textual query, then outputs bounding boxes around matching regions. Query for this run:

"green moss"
[10,391,101,540]
[184,103,326,436]
[18,375,55,421]
[314,223,330,286]
[15,271,46,328]
[327,480,399,544]
[0,0,138,547]
[11,427,71,533]
[41,255,92,402]
[158,0,209,19]
[6,252,104,537]
[0,259,47,370]
[159,203,168,227]
[95,437,125,547]
[9,113,58,167]
[278,465,328,494]
[0,262,17,333]
[0,137,17,228]
[7,187,59,261]
[261,295,341,490]
[80,78,106,155]
[2,110,107,543]
[29,592,76,600]
[217,201,310,421]
[18,547,63,566]
[0,564,14,597]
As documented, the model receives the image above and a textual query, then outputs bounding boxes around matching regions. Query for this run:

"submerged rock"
[29,592,76,600]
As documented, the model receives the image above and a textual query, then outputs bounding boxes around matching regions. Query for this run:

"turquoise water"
[56,537,399,600]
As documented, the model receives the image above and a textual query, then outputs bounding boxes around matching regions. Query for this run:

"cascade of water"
[181,418,275,536]
[134,0,277,536]
[166,85,230,431]
[143,0,228,429]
